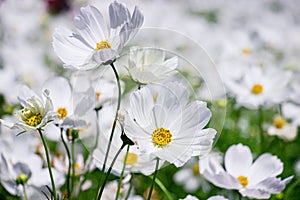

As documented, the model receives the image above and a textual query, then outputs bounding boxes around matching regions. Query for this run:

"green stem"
[258,107,264,153]
[147,158,160,200]
[96,62,122,198]
[22,185,29,200]
[94,109,100,149]
[125,175,133,200]
[60,128,71,199]
[71,138,76,196]
[286,178,300,198]
[97,144,126,200]
[115,145,130,200]
[38,129,57,200]
[153,177,173,200]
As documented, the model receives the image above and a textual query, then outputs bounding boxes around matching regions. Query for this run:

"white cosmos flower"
[0,85,56,133]
[127,47,178,84]
[201,143,293,199]
[267,115,297,141]
[53,1,144,70]
[125,82,216,167]
[225,66,291,109]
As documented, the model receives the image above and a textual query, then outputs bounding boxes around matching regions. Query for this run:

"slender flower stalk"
[97,62,122,193]
[38,129,57,200]
[71,137,76,195]
[147,158,160,200]
[22,185,29,200]
[60,128,71,199]
[97,143,127,199]
[115,145,130,200]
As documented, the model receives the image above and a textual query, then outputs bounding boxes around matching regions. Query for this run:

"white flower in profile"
[0,85,56,133]
[127,47,178,84]
[201,143,293,199]
[225,66,291,109]
[267,115,297,141]
[125,82,216,167]
[53,1,144,70]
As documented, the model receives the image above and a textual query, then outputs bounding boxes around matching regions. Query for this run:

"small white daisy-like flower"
[125,82,216,167]
[267,115,297,141]
[225,66,291,109]
[53,1,144,70]
[201,143,293,199]
[0,85,56,133]
[127,47,178,84]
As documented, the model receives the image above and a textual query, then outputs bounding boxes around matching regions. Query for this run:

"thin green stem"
[97,143,126,200]
[96,62,122,198]
[38,129,57,200]
[60,128,71,199]
[258,107,264,153]
[147,158,160,200]
[153,177,173,200]
[22,185,29,200]
[94,109,100,149]
[71,138,76,196]
[115,145,130,200]
[125,175,133,200]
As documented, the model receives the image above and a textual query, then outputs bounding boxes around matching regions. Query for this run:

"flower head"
[53,1,144,70]
[125,82,216,167]
[1,86,55,133]
[201,143,293,199]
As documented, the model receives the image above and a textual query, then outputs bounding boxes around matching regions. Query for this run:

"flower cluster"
[0,0,298,200]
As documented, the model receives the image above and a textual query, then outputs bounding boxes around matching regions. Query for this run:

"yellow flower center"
[125,152,138,165]
[251,84,263,95]
[16,173,29,185]
[192,164,200,175]
[57,107,68,120]
[273,116,286,129]
[152,128,172,147]
[237,175,248,187]
[75,163,81,170]
[95,91,102,101]
[95,40,111,50]
[25,113,42,126]
[241,48,251,55]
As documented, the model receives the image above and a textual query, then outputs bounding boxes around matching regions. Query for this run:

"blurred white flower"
[225,66,291,109]
[267,115,297,141]
[207,195,229,200]
[53,1,144,70]
[125,82,216,167]
[180,195,199,200]
[201,143,293,199]
[127,47,178,84]
[0,86,56,133]
[282,102,300,126]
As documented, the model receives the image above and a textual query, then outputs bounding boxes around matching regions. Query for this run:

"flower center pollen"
[95,40,111,50]
[251,84,263,95]
[273,116,286,129]
[16,173,29,185]
[237,175,248,187]
[125,152,138,165]
[57,107,68,120]
[25,113,42,126]
[152,128,172,147]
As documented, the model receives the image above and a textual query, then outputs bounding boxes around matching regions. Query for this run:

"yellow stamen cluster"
[95,91,102,101]
[57,107,68,120]
[95,40,111,50]
[241,48,251,55]
[25,113,42,126]
[192,164,200,175]
[16,173,29,185]
[237,175,248,187]
[75,163,81,170]
[273,116,286,129]
[251,84,263,95]
[152,127,172,147]
[125,152,138,165]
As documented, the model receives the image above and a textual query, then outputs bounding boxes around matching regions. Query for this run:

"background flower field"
[0,0,300,199]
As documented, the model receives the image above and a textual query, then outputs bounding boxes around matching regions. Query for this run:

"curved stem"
[153,177,173,200]
[147,158,160,200]
[23,185,29,200]
[115,145,130,200]
[96,62,122,198]
[38,129,57,200]
[71,138,76,195]
[97,143,126,200]
[60,128,71,199]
